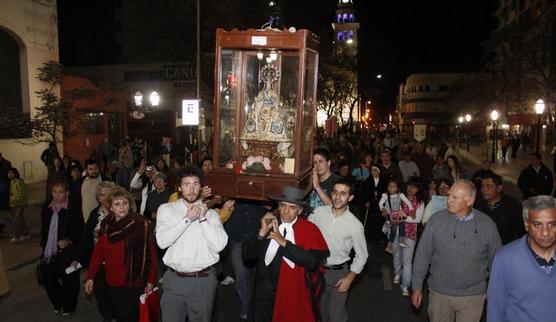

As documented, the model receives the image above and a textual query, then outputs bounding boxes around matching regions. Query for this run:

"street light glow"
[458,116,464,123]
[490,110,499,121]
[149,91,160,106]
[346,38,353,44]
[535,99,545,114]
[134,91,143,107]
[376,74,382,79]
[465,114,471,122]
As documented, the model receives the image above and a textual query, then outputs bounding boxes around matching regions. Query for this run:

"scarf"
[264,217,297,268]
[44,199,68,260]
[93,207,110,243]
[101,212,151,287]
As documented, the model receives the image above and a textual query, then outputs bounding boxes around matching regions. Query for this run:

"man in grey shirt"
[411,180,501,322]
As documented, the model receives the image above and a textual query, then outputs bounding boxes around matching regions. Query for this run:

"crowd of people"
[0,127,555,322]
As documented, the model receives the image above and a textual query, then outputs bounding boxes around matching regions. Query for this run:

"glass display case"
[205,28,319,200]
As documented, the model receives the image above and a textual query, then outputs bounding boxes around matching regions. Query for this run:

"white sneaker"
[393,275,400,284]
[9,237,18,243]
[19,235,31,241]
[220,276,235,285]
[402,287,410,296]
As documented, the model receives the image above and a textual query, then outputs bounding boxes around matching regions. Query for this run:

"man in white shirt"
[81,159,104,222]
[156,165,228,322]
[309,179,369,322]
[398,152,421,183]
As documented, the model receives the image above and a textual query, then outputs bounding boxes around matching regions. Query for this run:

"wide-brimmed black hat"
[268,186,308,207]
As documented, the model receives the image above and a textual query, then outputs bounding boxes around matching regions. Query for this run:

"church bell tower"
[331,0,359,57]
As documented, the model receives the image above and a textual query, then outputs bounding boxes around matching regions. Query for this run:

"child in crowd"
[379,179,413,253]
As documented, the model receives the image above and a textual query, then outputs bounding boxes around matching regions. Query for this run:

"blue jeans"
[392,232,416,289]
[229,240,254,318]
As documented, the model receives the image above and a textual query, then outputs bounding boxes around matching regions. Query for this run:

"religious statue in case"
[206,28,319,200]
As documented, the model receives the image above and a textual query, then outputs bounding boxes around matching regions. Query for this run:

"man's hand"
[84,279,94,295]
[411,289,423,309]
[259,212,275,238]
[57,239,71,249]
[186,203,206,221]
[201,186,212,199]
[144,282,154,294]
[268,218,286,246]
[222,199,235,211]
[334,273,355,293]
[268,231,287,247]
[312,167,321,190]
[381,208,387,217]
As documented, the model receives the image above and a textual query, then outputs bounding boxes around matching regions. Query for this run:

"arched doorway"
[0,27,24,139]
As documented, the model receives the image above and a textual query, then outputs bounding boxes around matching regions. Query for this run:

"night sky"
[58,0,499,113]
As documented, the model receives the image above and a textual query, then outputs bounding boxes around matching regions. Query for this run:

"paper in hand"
[65,263,82,274]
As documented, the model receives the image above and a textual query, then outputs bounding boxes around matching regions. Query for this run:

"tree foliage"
[0,61,96,145]
[483,5,556,120]
[317,53,358,127]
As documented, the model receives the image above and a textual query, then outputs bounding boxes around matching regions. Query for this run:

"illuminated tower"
[331,0,359,57]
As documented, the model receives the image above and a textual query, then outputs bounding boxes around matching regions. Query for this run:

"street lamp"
[465,114,472,151]
[458,116,464,144]
[491,110,499,163]
[535,99,545,155]
[149,91,160,106]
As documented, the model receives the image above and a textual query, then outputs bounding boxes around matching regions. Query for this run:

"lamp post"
[132,90,161,157]
[458,116,464,144]
[491,110,499,163]
[535,99,545,155]
[465,114,472,151]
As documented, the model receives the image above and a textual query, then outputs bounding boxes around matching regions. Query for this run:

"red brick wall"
[61,74,127,163]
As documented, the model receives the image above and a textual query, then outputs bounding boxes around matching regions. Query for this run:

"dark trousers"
[248,298,274,322]
[94,266,114,320]
[388,223,405,243]
[43,258,80,313]
[108,286,143,322]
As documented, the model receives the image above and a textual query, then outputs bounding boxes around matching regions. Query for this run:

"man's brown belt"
[169,266,210,277]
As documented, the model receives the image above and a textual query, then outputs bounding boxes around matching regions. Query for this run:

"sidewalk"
[1,181,46,271]
[457,142,553,185]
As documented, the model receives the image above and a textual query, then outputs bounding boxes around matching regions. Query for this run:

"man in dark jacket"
[517,153,553,199]
[475,171,525,244]
[243,187,329,322]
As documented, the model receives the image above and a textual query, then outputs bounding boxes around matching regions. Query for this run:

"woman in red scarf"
[85,186,157,322]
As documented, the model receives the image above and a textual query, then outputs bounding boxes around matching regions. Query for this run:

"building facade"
[67,62,206,159]
[491,0,555,151]
[397,73,468,138]
[0,0,59,182]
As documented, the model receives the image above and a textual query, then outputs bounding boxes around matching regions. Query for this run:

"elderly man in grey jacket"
[411,180,501,322]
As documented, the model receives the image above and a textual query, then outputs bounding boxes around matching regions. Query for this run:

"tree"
[317,53,359,128]
[0,61,95,145]
[483,5,556,128]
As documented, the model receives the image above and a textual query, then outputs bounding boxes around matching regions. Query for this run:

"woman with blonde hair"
[85,186,156,322]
